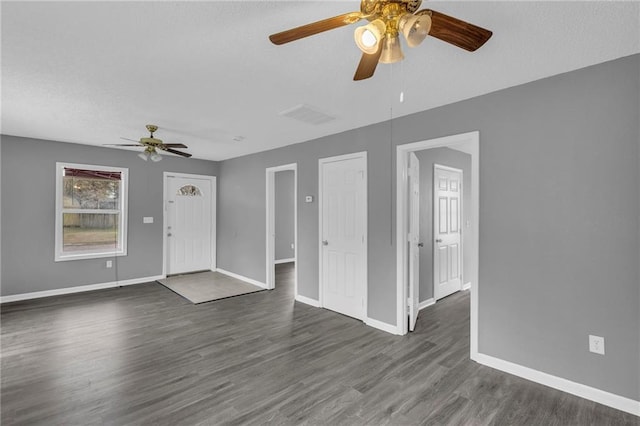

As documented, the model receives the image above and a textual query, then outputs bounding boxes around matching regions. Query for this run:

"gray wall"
[217,122,395,324]
[217,54,639,400]
[414,148,471,302]
[275,170,295,261]
[1,135,218,295]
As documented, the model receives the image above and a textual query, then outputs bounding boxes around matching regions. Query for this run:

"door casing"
[265,163,298,293]
[396,131,479,360]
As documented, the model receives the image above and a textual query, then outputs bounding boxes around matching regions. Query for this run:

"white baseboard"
[419,298,435,311]
[462,282,471,291]
[216,268,267,289]
[274,258,295,265]
[474,352,640,417]
[0,275,164,304]
[294,294,321,307]
[365,317,402,335]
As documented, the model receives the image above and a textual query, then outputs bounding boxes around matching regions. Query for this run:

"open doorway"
[266,164,297,297]
[396,131,479,358]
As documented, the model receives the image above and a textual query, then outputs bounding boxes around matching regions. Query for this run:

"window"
[177,184,202,196]
[55,162,128,261]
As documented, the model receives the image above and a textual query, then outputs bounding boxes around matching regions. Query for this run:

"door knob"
[435,239,442,243]
[322,240,328,246]
[418,242,424,247]
[167,233,173,237]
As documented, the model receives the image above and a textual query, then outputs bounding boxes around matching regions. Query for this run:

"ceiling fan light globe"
[138,151,149,161]
[361,29,377,48]
[379,35,404,64]
[150,153,162,162]
[354,19,385,54]
[399,13,431,48]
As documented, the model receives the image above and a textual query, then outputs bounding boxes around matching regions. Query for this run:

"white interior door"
[408,152,420,331]
[320,153,367,321]
[433,165,462,300]
[166,175,213,275]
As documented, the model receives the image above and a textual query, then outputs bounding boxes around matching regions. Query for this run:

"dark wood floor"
[1,263,636,425]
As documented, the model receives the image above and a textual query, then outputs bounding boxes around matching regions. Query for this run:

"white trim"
[462,282,471,291]
[0,275,163,303]
[265,163,298,295]
[433,164,464,173]
[162,172,217,277]
[318,151,368,321]
[294,294,321,307]
[216,268,267,289]
[274,258,295,264]
[365,317,402,335]
[55,162,129,262]
[418,298,435,311]
[474,353,640,417]
[396,131,480,354]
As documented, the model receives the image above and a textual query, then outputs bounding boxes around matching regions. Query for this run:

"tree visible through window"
[55,163,128,261]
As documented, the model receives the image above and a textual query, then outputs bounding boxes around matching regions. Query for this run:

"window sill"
[55,250,127,262]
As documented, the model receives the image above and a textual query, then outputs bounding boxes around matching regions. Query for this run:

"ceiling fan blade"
[160,147,192,158]
[161,143,188,148]
[418,9,492,52]
[353,43,383,81]
[269,12,362,45]
[103,144,143,147]
[120,137,140,143]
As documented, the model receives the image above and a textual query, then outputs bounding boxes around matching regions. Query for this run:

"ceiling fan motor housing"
[360,0,422,19]
[140,137,163,146]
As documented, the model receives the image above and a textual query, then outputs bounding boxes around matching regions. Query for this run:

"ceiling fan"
[269,0,492,81]
[105,124,192,161]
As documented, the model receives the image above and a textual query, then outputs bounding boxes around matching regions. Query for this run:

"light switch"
[305,196,313,203]
[143,217,154,224]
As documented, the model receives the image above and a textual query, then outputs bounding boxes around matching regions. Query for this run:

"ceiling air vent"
[279,104,336,125]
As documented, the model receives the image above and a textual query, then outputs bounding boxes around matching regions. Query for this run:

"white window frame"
[55,162,129,262]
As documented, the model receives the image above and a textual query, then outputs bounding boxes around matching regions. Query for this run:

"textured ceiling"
[2,1,639,161]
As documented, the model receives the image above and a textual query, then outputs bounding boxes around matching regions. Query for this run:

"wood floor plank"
[1,262,637,425]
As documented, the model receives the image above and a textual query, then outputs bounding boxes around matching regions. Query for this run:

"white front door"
[433,165,462,300]
[166,174,214,275]
[320,153,367,321]
[408,152,420,331]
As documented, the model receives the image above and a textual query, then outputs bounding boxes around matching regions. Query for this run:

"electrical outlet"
[589,335,605,355]
[106,260,113,268]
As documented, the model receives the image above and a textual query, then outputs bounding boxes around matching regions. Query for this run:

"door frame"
[396,131,479,359]
[318,151,368,320]
[433,164,464,301]
[162,172,217,277]
[265,163,298,293]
